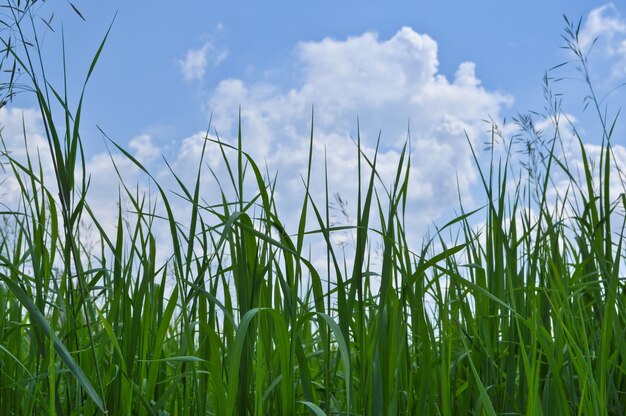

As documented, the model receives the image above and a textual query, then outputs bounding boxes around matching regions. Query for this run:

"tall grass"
[1,3,626,415]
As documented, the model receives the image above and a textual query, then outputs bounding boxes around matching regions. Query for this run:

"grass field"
[2,3,626,415]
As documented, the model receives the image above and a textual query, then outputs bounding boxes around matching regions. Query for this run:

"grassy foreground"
[2,3,626,415]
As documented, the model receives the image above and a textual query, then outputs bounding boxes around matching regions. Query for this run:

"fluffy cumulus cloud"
[2,27,515,266]
[205,27,512,240]
[8,22,626,274]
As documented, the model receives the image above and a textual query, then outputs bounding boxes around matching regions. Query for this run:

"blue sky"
[4,1,626,255]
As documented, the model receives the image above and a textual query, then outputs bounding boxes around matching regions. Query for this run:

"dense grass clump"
[2,3,626,415]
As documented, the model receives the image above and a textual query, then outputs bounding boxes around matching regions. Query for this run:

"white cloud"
[6,22,626,303]
[578,3,626,79]
[0,107,50,207]
[579,4,626,52]
[206,27,512,241]
[129,134,160,163]
[2,26,514,270]
[179,40,228,82]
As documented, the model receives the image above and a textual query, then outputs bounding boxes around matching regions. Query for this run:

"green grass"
[2,2,626,415]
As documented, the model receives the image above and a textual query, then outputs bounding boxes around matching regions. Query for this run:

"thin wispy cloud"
[579,3,626,51]
[178,38,228,82]
[578,3,626,79]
